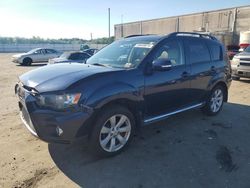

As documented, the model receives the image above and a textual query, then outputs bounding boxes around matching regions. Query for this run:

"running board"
[143,103,205,124]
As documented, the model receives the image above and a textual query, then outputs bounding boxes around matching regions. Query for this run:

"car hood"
[19,63,119,92]
[12,53,28,58]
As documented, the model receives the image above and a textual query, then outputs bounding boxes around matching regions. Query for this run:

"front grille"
[20,105,37,136]
[16,83,38,100]
[240,58,250,61]
[17,85,25,100]
[240,62,250,66]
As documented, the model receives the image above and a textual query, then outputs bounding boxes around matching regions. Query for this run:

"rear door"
[183,38,213,104]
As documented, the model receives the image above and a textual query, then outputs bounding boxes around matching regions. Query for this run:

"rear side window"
[208,43,222,61]
[79,53,90,59]
[186,39,210,64]
[69,53,80,60]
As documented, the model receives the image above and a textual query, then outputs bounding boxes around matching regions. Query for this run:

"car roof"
[66,51,89,54]
[123,32,220,44]
[122,35,163,43]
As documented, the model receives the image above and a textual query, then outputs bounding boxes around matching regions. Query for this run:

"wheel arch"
[22,56,33,63]
[95,98,143,130]
[211,81,228,102]
[75,98,143,139]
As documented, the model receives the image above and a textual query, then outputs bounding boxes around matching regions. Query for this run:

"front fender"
[85,82,142,109]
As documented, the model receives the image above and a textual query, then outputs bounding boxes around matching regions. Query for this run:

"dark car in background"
[48,51,91,64]
[227,45,240,60]
[82,48,98,56]
[16,32,231,157]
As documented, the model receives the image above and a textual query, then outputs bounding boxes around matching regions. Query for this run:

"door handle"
[181,71,190,78]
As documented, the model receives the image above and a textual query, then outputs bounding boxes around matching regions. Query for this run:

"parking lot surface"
[0,53,250,188]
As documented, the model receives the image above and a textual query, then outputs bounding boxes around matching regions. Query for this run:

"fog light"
[56,126,63,136]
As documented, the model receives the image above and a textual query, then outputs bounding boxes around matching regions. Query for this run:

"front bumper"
[12,58,21,64]
[16,85,93,144]
[232,64,250,78]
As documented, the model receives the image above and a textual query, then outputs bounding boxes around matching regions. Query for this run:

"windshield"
[244,46,250,52]
[87,39,156,68]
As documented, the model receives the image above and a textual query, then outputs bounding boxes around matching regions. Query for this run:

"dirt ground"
[0,53,250,188]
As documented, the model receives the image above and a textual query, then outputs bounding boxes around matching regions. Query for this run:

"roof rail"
[168,32,218,41]
[124,34,154,38]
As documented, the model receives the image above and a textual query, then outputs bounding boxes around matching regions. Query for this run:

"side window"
[40,49,46,54]
[152,40,183,66]
[79,53,90,59]
[69,53,80,60]
[46,49,56,54]
[35,50,42,54]
[186,39,210,64]
[208,43,222,61]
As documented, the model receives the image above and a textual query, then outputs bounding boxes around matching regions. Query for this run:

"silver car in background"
[12,48,61,66]
[231,45,250,80]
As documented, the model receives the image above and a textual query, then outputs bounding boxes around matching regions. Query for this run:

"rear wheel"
[22,57,32,66]
[202,85,225,116]
[90,105,135,157]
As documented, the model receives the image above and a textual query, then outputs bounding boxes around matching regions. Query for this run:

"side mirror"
[153,58,172,71]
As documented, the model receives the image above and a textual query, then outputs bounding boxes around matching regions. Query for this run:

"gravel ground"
[0,53,250,188]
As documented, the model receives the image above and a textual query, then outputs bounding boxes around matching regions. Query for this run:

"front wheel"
[202,85,225,116]
[22,57,32,66]
[89,105,135,157]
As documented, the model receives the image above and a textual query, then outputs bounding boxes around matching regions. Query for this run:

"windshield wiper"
[91,63,111,68]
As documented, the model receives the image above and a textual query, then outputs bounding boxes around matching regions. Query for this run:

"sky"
[0,0,249,40]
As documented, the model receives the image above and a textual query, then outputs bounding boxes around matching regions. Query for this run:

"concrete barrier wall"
[0,43,107,52]
[114,5,250,45]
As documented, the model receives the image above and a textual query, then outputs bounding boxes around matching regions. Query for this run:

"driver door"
[144,39,191,118]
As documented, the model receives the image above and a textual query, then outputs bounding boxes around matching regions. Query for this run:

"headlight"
[231,57,240,66]
[36,93,81,110]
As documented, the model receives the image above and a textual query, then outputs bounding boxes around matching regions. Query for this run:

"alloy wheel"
[210,89,223,113]
[99,114,131,152]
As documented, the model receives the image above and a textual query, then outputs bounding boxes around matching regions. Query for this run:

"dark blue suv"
[15,32,232,157]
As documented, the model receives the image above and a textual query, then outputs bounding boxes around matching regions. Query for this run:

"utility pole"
[121,14,124,38]
[108,8,111,38]
[90,33,93,41]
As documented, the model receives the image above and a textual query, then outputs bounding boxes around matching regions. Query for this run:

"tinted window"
[40,49,46,54]
[79,53,90,59]
[69,53,80,60]
[35,50,42,54]
[46,49,57,54]
[208,43,222,61]
[152,40,183,66]
[186,39,210,64]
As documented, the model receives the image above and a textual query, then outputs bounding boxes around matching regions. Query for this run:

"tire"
[22,57,32,66]
[202,85,225,116]
[89,105,135,157]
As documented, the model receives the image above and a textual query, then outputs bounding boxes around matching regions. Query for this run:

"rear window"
[209,43,223,61]
[186,39,210,64]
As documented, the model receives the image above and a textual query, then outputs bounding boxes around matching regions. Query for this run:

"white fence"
[0,43,107,52]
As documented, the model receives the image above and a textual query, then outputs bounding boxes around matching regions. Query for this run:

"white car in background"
[12,48,61,66]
